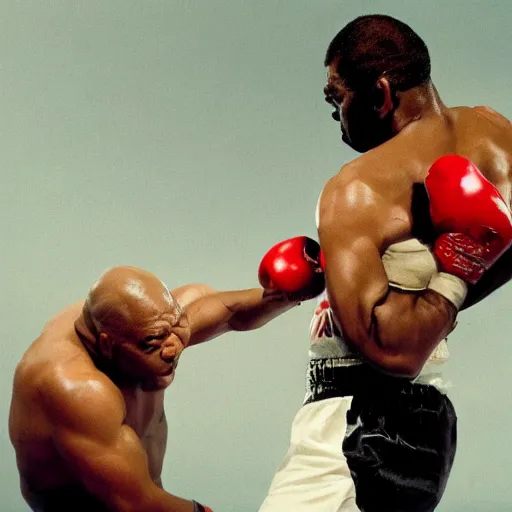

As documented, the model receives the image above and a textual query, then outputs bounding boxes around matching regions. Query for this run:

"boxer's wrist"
[427,272,468,310]
[193,500,213,512]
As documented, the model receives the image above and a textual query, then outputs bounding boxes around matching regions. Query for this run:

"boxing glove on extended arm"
[425,155,512,309]
[258,236,325,301]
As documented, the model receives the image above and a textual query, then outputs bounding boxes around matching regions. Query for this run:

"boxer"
[9,265,321,512]
[258,14,512,512]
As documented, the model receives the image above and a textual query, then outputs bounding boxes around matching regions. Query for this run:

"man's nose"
[161,338,180,361]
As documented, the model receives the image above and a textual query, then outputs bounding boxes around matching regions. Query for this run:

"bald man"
[9,266,299,512]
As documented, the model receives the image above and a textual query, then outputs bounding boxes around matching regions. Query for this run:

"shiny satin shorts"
[259,360,457,512]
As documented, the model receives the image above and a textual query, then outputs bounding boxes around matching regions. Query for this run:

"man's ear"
[374,77,395,119]
[99,332,113,359]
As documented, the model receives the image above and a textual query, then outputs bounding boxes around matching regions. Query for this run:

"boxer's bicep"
[45,381,174,512]
[185,293,234,346]
[318,179,391,357]
[172,283,217,309]
[186,288,293,345]
[55,425,156,510]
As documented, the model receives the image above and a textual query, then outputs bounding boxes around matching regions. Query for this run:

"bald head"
[84,266,181,339]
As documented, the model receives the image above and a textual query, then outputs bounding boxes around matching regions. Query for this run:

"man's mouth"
[331,108,340,121]
[162,364,175,377]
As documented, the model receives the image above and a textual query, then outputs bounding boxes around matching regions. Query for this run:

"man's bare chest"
[121,387,165,439]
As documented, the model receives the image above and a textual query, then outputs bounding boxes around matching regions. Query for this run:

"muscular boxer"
[9,265,320,512]
[258,15,512,512]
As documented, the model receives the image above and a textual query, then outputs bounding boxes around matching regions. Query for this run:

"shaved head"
[84,266,181,339]
[75,266,189,385]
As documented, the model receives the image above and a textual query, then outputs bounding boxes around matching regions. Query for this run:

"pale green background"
[1,1,511,510]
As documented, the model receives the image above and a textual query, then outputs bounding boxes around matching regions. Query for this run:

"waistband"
[304,358,448,404]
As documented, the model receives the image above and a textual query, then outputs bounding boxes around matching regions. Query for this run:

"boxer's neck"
[392,81,446,134]
[74,310,141,388]
[74,310,99,354]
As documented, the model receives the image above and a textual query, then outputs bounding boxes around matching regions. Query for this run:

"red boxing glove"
[425,155,512,284]
[258,236,325,300]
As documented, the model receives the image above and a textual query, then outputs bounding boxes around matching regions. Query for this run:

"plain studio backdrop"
[1,1,510,511]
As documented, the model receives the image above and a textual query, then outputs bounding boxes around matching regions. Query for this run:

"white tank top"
[311,190,450,371]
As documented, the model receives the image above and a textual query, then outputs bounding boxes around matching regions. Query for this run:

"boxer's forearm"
[225,289,299,331]
[187,288,297,345]
[329,287,455,379]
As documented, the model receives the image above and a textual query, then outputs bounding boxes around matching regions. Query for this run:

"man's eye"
[143,333,167,342]
[141,343,158,354]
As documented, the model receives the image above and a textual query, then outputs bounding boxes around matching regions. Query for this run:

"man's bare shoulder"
[171,283,217,309]
[41,301,86,333]
[472,105,512,128]
[17,301,93,388]
[319,161,388,229]
[38,366,125,433]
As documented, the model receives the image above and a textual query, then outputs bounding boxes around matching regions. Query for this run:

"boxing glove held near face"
[425,155,512,307]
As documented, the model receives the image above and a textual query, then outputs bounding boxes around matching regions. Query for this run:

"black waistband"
[305,359,439,404]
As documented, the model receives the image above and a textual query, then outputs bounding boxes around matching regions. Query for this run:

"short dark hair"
[325,15,431,91]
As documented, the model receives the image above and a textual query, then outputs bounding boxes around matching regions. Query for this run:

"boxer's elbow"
[115,489,176,512]
[109,489,154,512]
[368,291,451,378]
[370,349,423,379]
[330,296,427,378]
[341,327,423,379]
[370,319,423,378]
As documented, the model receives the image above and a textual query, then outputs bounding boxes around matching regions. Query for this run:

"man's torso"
[310,106,512,370]
[9,302,168,509]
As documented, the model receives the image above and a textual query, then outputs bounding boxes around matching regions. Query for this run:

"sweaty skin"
[319,70,512,378]
[9,266,296,512]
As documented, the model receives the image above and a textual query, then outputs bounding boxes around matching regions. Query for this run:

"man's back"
[330,107,512,274]
[334,106,512,253]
